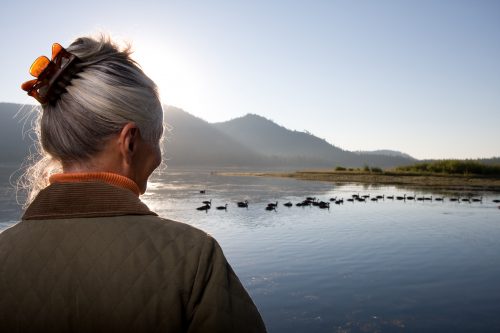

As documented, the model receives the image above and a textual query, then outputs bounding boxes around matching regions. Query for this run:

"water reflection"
[142,170,500,333]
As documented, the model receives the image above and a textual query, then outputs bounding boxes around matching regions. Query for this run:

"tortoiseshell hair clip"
[21,43,81,105]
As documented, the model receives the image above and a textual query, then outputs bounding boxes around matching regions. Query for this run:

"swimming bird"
[265,205,276,211]
[196,204,210,212]
[318,201,330,209]
[202,199,212,206]
[216,204,228,210]
[396,194,406,200]
[267,201,278,208]
[347,198,354,202]
[199,190,206,194]
[493,199,500,203]
[386,195,394,200]
[471,196,483,202]
[434,197,444,201]
[424,196,433,201]
[237,200,249,208]
[284,202,293,207]
[406,195,415,200]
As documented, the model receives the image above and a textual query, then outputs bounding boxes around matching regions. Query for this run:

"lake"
[1,166,500,332]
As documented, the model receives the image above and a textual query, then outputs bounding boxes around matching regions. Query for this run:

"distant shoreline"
[215,170,500,192]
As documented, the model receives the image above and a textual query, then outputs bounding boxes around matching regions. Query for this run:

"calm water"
[1,166,500,332]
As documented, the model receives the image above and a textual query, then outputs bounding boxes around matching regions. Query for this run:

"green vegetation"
[335,165,384,173]
[395,160,500,176]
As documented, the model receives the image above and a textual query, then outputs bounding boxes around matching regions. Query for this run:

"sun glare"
[132,40,203,112]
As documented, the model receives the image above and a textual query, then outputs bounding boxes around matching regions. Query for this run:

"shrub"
[395,160,500,176]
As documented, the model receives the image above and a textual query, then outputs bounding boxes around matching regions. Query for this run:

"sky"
[1,0,499,159]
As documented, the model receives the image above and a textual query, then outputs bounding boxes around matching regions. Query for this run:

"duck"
[202,199,212,206]
[237,200,249,208]
[318,201,330,209]
[267,201,278,208]
[265,205,276,211]
[396,194,406,200]
[196,204,210,212]
[216,204,228,210]
[283,202,293,207]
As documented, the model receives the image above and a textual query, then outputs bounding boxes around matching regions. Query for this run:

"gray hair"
[20,35,164,205]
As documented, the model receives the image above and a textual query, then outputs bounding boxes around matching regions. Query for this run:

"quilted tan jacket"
[0,181,267,332]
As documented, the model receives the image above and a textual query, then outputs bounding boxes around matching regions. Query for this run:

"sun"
[131,40,203,112]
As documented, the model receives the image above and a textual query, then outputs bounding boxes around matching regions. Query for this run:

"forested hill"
[1,102,419,169]
[166,107,416,168]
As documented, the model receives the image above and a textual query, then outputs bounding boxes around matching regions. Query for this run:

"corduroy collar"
[50,172,141,196]
[23,181,157,220]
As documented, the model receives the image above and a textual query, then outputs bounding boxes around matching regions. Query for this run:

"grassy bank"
[395,160,500,176]
[217,162,500,192]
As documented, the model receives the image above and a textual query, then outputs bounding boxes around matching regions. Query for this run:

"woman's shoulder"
[108,214,217,252]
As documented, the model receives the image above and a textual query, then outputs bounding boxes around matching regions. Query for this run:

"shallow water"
[2,167,500,332]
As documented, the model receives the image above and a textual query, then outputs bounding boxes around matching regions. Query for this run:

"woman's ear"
[118,122,139,166]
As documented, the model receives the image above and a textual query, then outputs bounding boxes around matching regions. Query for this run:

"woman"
[0,35,266,332]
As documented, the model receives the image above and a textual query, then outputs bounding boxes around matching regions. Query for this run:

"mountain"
[163,106,266,167]
[213,114,349,158]
[213,113,415,168]
[0,103,36,165]
[355,150,416,160]
[1,102,417,169]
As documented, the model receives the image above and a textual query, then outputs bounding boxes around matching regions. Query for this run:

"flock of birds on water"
[196,189,500,212]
